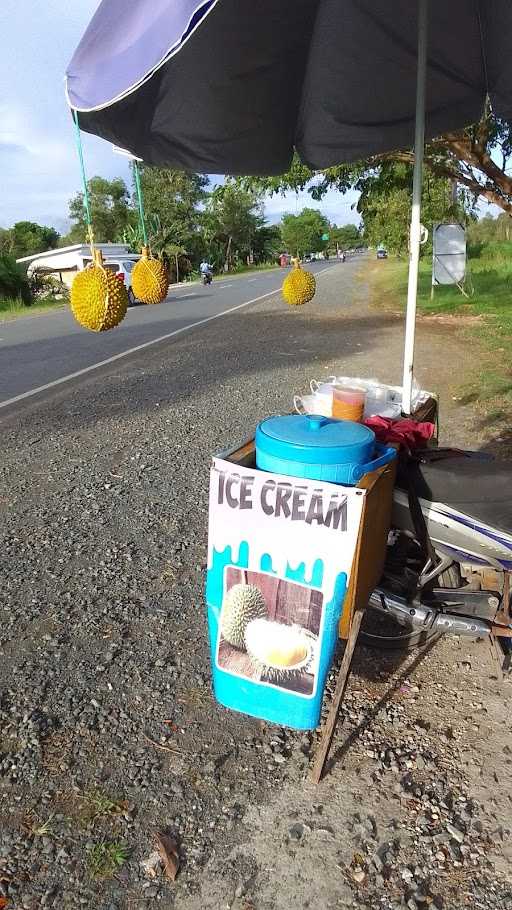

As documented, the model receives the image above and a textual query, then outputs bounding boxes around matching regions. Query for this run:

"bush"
[166,255,192,283]
[0,254,31,304]
[28,269,67,299]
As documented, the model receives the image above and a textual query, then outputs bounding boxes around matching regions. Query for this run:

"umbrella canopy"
[66,0,512,175]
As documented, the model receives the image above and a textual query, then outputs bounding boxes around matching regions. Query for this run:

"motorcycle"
[201,270,213,286]
[361,448,512,663]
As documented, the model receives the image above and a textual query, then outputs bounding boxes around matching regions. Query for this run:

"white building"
[16,243,135,289]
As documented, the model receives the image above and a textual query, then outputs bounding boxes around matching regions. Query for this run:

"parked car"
[376,248,388,260]
[102,257,141,305]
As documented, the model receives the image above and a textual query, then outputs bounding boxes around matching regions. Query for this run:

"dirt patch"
[418,313,485,326]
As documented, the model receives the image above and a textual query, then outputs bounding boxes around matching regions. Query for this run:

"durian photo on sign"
[217,568,322,697]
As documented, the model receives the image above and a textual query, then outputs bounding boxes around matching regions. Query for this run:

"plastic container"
[309,375,432,419]
[308,381,335,415]
[364,386,402,419]
[332,386,366,422]
[294,393,332,417]
[255,414,396,485]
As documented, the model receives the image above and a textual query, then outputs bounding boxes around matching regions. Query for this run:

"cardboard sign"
[205,455,366,728]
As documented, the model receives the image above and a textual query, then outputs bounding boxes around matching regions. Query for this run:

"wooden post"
[310,607,365,784]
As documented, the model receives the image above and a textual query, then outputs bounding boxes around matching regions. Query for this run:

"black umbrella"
[66,0,512,411]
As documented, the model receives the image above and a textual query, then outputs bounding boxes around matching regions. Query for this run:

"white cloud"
[0,100,130,230]
[1,0,128,231]
[263,187,361,226]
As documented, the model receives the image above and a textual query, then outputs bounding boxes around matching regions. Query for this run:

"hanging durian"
[282,259,316,306]
[131,246,169,305]
[70,250,128,331]
[244,618,314,683]
[221,583,268,649]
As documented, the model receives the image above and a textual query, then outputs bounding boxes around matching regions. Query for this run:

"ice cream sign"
[216,469,348,530]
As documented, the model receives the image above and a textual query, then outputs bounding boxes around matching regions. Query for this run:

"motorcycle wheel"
[359,560,461,652]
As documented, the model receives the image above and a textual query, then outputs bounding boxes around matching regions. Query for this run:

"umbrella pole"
[402,0,428,415]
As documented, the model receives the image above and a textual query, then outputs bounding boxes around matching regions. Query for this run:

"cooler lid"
[255,414,375,465]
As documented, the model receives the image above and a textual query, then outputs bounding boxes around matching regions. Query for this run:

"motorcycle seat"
[397,453,512,536]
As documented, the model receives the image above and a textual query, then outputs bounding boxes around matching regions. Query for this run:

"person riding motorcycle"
[200,260,213,283]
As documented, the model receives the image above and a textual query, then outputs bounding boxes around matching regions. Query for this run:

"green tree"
[251,223,282,263]
[468,211,512,244]
[3,222,60,259]
[67,177,132,243]
[239,108,512,218]
[205,183,263,270]
[358,162,467,255]
[136,166,208,265]
[0,254,31,303]
[0,228,14,256]
[329,223,361,250]
[280,208,330,258]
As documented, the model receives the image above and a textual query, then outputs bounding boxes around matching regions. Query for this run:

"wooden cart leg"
[310,608,364,784]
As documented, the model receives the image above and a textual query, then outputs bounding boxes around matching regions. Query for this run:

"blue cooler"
[255,414,395,485]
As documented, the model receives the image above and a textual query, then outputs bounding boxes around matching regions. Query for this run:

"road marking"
[0,289,279,411]
[177,292,195,298]
[217,283,233,289]
[314,265,336,277]
[0,265,336,412]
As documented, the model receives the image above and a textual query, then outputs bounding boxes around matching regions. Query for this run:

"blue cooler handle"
[348,443,396,484]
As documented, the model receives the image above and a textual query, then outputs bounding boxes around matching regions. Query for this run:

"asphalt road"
[0,261,340,409]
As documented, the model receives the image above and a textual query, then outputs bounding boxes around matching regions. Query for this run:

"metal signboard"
[432,222,466,286]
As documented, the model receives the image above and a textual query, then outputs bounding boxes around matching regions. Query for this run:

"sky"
[0,0,359,236]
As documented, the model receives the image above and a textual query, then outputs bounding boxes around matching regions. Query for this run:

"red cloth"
[364,416,435,449]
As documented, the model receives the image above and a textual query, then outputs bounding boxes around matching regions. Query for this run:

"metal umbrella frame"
[403,0,428,414]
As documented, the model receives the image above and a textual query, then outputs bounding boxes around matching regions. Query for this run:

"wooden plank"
[310,606,365,784]
[339,458,396,638]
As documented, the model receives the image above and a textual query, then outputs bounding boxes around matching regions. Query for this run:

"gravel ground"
[0,262,511,909]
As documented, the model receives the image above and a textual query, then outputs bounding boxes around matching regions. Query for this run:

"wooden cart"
[222,396,437,782]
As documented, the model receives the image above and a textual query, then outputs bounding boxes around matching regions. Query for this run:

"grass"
[78,788,128,826]
[369,240,512,406]
[87,840,130,878]
[0,294,66,322]
[23,811,56,837]
[371,241,512,334]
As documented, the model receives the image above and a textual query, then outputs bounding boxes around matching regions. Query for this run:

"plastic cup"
[332,386,366,422]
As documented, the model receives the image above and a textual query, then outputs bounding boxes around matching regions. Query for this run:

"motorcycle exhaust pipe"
[369,589,491,639]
